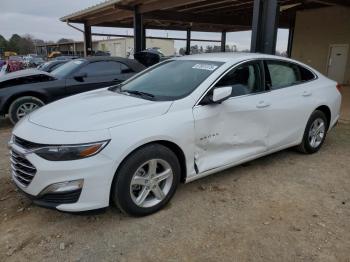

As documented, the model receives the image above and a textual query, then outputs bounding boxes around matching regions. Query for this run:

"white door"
[264,60,318,149]
[327,44,348,84]
[193,61,270,173]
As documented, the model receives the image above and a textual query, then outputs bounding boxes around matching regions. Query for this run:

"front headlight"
[34,140,110,161]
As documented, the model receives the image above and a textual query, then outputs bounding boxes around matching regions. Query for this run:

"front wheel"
[297,110,328,154]
[112,144,181,216]
[8,96,45,124]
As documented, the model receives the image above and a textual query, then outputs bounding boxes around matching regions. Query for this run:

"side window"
[214,62,263,97]
[78,61,125,77]
[49,63,63,72]
[266,61,300,89]
[120,63,134,74]
[298,65,315,82]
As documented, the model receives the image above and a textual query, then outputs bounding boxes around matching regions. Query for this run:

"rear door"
[263,59,318,149]
[193,60,271,173]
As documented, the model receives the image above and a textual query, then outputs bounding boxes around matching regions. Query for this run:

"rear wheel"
[297,110,328,154]
[8,96,45,125]
[112,144,181,216]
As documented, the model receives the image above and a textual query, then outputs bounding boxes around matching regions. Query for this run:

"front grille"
[10,150,37,187]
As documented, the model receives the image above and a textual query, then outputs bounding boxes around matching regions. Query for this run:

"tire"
[8,96,45,125]
[297,110,328,154]
[112,144,181,216]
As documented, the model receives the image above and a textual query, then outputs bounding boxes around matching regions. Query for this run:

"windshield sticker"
[73,60,84,65]
[192,64,218,71]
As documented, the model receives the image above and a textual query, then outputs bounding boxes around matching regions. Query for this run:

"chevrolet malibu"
[9,53,341,216]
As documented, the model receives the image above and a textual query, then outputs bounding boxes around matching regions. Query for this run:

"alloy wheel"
[130,159,173,208]
[308,117,326,148]
[16,102,39,119]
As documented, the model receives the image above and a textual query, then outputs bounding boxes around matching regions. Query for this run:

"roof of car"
[176,52,290,63]
[80,56,146,71]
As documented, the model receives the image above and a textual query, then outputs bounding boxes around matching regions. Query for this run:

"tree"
[190,45,199,54]
[179,47,186,56]
[8,34,22,53]
[18,34,35,54]
[0,35,8,55]
[205,45,213,53]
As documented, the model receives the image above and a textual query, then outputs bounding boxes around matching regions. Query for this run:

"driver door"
[65,61,124,96]
[193,60,271,173]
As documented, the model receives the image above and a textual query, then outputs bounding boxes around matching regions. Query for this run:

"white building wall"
[97,38,176,58]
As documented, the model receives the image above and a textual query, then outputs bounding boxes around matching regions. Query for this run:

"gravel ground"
[0,116,349,262]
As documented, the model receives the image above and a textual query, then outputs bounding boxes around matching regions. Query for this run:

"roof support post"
[83,22,92,56]
[221,30,226,52]
[250,0,279,54]
[142,26,146,51]
[134,6,144,53]
[287,12,296,58]
[186,28,191,55]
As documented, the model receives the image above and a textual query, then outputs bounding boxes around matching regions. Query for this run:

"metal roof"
[60,0,350,32]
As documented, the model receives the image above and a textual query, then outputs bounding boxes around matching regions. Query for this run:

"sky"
[0,0,289,52]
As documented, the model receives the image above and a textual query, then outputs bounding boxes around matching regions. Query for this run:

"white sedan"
[9,53,341,216]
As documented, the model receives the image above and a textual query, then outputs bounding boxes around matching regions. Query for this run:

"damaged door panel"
[193,60,270,173]
[193,94,270,173]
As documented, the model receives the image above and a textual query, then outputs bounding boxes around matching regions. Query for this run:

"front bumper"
[10,141,116,212]
[14,183,82,209]
[10,119,118,212]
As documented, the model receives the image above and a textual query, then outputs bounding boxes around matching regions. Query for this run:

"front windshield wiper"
[122,90,155,99]
[109,85,155,100]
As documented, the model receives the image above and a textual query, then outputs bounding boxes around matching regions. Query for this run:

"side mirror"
[211,86,232,103]
[74,72,87,81]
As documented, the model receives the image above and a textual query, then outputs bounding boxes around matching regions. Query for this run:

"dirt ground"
[1,110,350,261]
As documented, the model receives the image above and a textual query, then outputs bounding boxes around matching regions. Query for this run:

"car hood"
[28,88,173,132]
[0,68,52,82]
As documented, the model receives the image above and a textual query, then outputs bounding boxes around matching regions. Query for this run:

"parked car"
[7,56,25,73]
[93,51,111,56]
[37,60,69,72]
[9,53,341,216]
[0,56,145,124]
[54,56,79,61]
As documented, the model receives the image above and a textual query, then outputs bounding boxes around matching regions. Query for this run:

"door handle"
[302,90,312,97]
[256,101,271,109]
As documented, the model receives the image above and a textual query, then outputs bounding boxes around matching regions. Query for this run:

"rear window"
[265,60,316,90]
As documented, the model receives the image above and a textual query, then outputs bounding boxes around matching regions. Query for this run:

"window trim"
[196,59,268,107]
[263,58,318,91]
[77,60,132,77]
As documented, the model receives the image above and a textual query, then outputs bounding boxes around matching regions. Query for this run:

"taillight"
[336,83,342,92]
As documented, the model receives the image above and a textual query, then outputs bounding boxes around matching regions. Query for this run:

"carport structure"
[60,0,350,57]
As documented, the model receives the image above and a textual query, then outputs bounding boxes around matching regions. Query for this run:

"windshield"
[118,60,223,101]
[51,59,86,78]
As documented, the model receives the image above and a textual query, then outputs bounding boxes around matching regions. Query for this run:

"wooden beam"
[87,10,133,26]
[95,21,249,32]
[139,0,207,13]
[177,0,236,12]
[143,10,251,26]
[195,1,254,13]
[307,0,350,6]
